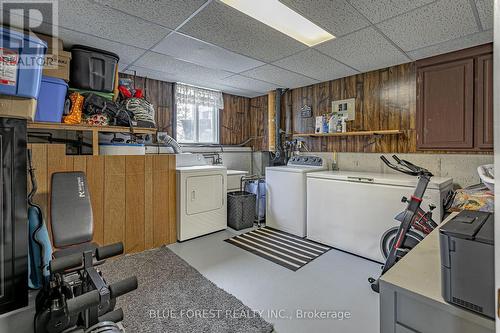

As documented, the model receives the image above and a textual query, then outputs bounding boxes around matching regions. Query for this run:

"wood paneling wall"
[249,94,269,151]
[250,63,417,153]
[118,73,254,146]
[119,73,174,134]
[219,94,251,145]
[28,144,176,254]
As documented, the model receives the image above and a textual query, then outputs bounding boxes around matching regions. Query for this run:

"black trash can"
[227,191,256,230]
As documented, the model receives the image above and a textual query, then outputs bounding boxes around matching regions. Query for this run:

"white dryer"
[176,154,227,241]
[265,156,327,237]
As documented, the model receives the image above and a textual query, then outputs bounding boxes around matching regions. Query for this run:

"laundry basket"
[227,191,256,230]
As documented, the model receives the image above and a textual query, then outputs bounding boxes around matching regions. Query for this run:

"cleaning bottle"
[315,116,322,133]
[328,114,337,133]
[322,115,329,133]
[336,119,342,133]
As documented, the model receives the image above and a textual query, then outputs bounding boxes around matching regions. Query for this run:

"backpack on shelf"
[82,93,119,120]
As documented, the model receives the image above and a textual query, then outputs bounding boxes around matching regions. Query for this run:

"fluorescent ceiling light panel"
[220,0,335,47]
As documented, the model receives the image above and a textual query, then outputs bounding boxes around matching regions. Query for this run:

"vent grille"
[452,297,483,313]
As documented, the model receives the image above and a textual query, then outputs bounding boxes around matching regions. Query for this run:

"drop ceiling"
[3,0,493,98]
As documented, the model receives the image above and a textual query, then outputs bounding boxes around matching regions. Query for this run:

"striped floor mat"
[224,227,331,271]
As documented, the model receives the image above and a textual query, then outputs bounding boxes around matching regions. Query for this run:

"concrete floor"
[0,227,381,333]
[168,227,382,333]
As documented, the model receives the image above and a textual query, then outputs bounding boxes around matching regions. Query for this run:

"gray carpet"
[99,246,273,333]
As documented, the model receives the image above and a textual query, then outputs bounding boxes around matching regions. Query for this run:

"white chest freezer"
[306,171,453,263]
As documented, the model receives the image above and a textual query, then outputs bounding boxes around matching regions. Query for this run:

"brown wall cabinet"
[476,53,494,149]
[416,44,493,151]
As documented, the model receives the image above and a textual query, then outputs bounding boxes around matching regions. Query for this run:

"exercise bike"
[368,155,438,293]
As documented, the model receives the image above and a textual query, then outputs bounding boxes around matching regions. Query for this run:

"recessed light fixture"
[220,0,335,47]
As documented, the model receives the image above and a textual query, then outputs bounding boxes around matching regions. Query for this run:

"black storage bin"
[227,191,256,230]
[70,45,119,93]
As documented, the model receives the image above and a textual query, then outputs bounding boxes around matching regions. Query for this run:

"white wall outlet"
[332,98,356,121]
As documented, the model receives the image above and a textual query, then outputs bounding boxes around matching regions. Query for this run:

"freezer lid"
[307,170,453,190]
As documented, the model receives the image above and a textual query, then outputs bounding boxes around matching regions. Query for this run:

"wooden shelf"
[292,130,403,138]
[27,122,157,134]
[27,122,157,155]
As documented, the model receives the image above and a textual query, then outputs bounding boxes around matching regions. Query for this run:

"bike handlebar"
[381,155,433,177]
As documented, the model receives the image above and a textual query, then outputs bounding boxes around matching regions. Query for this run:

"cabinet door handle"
[497,289,500,319]
[191,190,196,201]
[347,176,374,183]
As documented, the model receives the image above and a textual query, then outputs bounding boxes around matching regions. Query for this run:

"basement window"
[175,83,223,144]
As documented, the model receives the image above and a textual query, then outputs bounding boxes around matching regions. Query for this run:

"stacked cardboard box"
[0,96,37,120]
[34,32,71,81]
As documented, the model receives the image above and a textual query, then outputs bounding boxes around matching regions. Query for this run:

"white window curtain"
[175,83,224,110]
[175,83,223,144]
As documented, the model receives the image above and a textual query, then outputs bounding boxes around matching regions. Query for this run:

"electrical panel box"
[332,98,355,121]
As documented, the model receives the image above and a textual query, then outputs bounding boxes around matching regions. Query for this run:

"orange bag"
[63,92,84,124]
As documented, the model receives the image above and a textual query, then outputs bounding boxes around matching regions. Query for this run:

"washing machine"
[176,154,227,241]
[265,155,327,237]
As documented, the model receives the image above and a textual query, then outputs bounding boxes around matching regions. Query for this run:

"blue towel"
[28,206,52,289]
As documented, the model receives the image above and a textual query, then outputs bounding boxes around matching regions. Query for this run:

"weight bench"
[34,171,137,333]
[50,172,99,258]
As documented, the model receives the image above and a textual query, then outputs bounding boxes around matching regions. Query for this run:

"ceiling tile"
[134,51,233,82]
[93,0,206,29]
[279,0,370,36]
[348,0,435,23]
[376,0,479,51]
[118,63,129,72]
[315,27,409,72]
[220,75,278,93]
[122,65,176,82]
[152,32,264,73]
[0,13,146,65]
[241,65,319,89]
[0,12,50,34]
[56,28,146,64]
[179,1,307,62]
[273,49,358,82]
[217,86,262,98]
[475,0,493,30]
[123,66,261,98]
[53,0,170,49]
[407,30,493,60]
[234,91,262,98]
[188,80,262,98]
